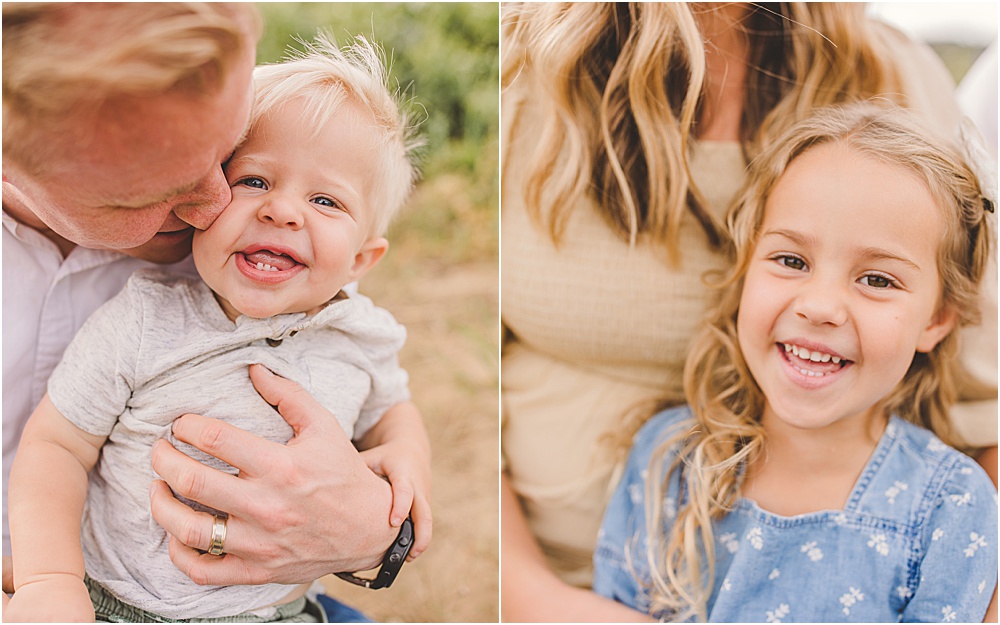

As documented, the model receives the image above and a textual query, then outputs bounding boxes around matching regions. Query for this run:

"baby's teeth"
[831,356,841,364]
[809,351,823,362]
[254,262,278,272]
[783,343,793,353]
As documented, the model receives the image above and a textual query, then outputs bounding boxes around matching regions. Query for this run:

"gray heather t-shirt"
[47,268,410,619]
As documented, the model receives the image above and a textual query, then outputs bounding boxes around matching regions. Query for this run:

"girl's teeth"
[255,262,279,272]
[782,343,841,365]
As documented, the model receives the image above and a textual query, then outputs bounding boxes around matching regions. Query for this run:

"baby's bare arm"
[355,401,433,559]
[7,393,106,622]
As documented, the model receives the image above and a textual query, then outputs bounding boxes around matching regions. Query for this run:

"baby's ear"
[915,303,958,353]
[349,237,389,281]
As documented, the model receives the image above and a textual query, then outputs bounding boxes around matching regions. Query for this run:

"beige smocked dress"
[501,22,998,589]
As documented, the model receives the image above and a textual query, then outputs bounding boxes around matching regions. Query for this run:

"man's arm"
[149,364,397,585]
[6,394,104,621]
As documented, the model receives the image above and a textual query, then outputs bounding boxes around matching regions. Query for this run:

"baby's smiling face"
[193,97,387,321]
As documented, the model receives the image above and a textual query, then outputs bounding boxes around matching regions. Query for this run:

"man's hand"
[3,573,94,623]
[3,556,12,610]
[149,364,398,586]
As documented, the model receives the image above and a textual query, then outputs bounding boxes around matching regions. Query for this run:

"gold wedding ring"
[208,515,228,556]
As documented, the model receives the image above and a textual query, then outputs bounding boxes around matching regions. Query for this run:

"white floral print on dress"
[627,483,642,505]
[747,527,764,550]
[895,585,913,600]
[800,541,823,561]
[839,587,865,616]
[720,532,739,554]
[964,532,987,557]
[942,605,957,622]
[885,481,908,504]
[932,528,944,541]
[765,603,790,623]
[950,492,972,506]
[868,533,889,556]
[662,497,677,520]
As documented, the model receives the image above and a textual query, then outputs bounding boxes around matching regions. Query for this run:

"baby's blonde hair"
[251,34,422,237]
[643,103,994,621]
[502,3,902,264]
[3,2,261,175]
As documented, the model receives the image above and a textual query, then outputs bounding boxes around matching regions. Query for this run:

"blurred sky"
[869,2,998,46]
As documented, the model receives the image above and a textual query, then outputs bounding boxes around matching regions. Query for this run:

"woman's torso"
[501,84,746,585]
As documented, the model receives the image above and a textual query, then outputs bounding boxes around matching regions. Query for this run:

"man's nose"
[172,166,231,230]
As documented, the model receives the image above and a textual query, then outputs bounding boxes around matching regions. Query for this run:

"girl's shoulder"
[885,417,992,487]
[859,417,996,523]
[625,405,696,467]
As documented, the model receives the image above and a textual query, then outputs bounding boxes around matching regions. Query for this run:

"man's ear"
[349,237,389,281]
[916,303,958,353]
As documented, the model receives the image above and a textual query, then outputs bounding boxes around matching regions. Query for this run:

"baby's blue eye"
[237,177,266,189]
[312,196,343,210]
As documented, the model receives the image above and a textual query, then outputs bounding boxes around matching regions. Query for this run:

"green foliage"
[254,3,499,262]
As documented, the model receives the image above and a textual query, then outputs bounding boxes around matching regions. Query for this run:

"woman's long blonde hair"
[643,103,994,621]
[502,3,902,263]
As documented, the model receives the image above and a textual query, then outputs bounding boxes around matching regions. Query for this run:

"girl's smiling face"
[736,141,957,435]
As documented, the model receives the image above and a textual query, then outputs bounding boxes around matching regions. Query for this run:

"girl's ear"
[349,237,389,281]
[915,303,958,353]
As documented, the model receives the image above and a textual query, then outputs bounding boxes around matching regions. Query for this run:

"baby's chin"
[219,293,335,322]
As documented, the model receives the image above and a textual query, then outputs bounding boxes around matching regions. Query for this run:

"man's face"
[9,41,256,264]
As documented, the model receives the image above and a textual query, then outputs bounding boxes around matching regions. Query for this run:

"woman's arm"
[501,474,653,622]
[6,394,105,622]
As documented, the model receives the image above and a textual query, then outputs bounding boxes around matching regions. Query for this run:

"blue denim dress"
[593,407,998,622]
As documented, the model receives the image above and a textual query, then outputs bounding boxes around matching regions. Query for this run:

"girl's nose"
[793,278,849,327]
[257,196,304,229]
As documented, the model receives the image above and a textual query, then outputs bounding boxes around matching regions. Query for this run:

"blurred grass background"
[255,4,499,622]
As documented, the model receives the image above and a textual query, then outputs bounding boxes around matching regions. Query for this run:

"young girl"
[593,103,997,622]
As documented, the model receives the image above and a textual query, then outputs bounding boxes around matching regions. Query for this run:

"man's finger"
[168,413,276,478]
[2,555,12,594]
[150,441,247,514]
[167,535,269,587]
[249,364,349,440]
[148,480,236,554]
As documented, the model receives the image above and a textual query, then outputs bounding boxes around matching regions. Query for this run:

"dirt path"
[319,259,499,622]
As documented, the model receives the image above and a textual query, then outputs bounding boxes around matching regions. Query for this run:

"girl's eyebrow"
[853,247,922,272]
[760,228,922,271]
[760,228,813,247]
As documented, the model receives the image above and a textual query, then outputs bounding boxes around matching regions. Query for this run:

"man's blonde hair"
[251,34,422,236]
[3,2,261,174]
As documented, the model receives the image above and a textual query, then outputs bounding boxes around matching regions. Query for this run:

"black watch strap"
[334,517,413,589]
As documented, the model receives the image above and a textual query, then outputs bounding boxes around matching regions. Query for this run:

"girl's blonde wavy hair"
[502,3,902,264]
[642,103,994,621]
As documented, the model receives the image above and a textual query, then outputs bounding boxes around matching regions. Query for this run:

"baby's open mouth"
[241,249,301,272]
[780,343,851,378]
